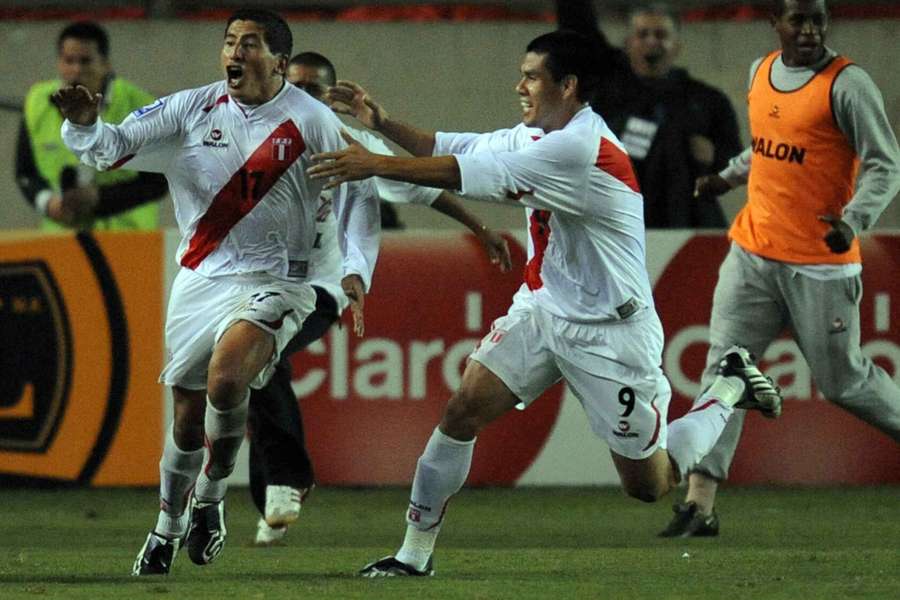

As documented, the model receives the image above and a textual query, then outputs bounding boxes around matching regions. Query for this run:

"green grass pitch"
[1,486,898,599]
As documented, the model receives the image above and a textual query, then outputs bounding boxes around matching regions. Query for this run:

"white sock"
[395,525,438,571]
[667,375,743,478]
[195,392,249,503]
[157,430,203,538]
[396,427,474,570]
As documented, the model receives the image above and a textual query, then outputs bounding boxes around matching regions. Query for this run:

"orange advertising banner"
[0,230,162,486]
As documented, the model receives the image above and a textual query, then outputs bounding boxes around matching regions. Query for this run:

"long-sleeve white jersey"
[308,124,442,313]
[436,106,653,322]
[61,81,380,289]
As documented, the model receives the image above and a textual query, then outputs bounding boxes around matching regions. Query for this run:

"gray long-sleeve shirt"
[721,48,900,240]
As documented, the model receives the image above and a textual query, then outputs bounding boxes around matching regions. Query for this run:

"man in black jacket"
[558,1,741,228]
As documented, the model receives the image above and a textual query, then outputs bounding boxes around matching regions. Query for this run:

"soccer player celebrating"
[54,9,380,575]
[308,29,782,576]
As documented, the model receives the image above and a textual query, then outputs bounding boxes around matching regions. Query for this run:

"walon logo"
[0,262,72,452]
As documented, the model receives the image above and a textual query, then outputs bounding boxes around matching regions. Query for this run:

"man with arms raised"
[310,30,781,576]
[54,9,380,574]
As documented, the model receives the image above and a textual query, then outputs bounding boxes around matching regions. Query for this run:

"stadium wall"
[1,17,899,231]
[2,228,898,487]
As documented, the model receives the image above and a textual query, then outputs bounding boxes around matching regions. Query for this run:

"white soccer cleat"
[253,518,287,546]
[264,485,303,528]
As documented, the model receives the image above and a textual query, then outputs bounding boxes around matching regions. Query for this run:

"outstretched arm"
[310,130,460,189]
[327,80,436,157]
[556,0,611,50]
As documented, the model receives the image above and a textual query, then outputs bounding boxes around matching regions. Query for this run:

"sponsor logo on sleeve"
[132,98,164,119]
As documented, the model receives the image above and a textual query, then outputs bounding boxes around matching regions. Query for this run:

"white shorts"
[469,296,672,460]
[160,268,317,391]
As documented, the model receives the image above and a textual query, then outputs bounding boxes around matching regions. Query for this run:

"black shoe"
[658,502,720,538]
[717,345,782,418]
[186,498,226,565]
[132,531,179,575]
[359,555,434,577]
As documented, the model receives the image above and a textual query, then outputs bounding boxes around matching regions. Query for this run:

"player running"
[308,29,782,576]
[55,9,380,575]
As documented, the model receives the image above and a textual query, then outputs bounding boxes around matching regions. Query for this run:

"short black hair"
[628,2,681,31]
[526,29,603,103]
[289,52,337,86]
[57,21,109,57]
[772,0,829,17]
[225,9,292,58]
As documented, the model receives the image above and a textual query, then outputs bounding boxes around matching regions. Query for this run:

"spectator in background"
[249,50,512,546]
[16,21,166,231]
[557,1,742,228]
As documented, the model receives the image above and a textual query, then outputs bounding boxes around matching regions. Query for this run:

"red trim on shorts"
[641,396,662,452]
[595,137,640,193]
[180,120,305,269]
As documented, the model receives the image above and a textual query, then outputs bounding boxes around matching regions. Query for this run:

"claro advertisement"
[1,230,897,486]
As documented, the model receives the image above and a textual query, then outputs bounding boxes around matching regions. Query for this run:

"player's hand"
[818,214,855,254]
[46,195,78,226]
[309,130,378,189]
[325,80,388,131]
[51,85,101,126]
[476,227,512,273]
[693,174,732,199]
[341,274,366,337]
[61,184,100,220]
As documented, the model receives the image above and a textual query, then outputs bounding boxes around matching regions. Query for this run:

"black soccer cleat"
[132,531,180,576]
[186,498,227,565]
[359,555,434,577]
[716,345,782,418]
[658,502,720,538]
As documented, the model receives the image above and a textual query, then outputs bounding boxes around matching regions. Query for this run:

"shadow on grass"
[0,571,368,585]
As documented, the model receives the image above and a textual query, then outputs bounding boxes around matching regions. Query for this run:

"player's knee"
[172,420,204,450]
[206,370,246,409]
[441,389,488,440]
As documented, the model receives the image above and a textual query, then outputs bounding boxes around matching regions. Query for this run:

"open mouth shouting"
[226,64,244,88]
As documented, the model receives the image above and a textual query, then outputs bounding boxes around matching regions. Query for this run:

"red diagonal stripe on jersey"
[524,209,551,291]
[596,137,640,193]
[181,120,305,269]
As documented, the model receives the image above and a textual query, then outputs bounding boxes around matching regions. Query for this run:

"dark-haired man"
[309,29,781,576]
[659,0,900,538]
[55,9,380,575]
[558,1,742,229]
[249,50,512,546]
[16,21,166,230]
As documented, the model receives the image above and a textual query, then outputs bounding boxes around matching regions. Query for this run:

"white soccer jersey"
[306,123,442,312]
[61,81,380,289]
[435,106,653,322]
